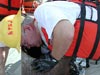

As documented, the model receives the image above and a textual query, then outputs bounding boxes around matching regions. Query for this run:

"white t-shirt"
[34,1,97,45]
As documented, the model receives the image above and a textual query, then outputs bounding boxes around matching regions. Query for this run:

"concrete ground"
[85,60,100,75]
[5,48,21,75]
[5,48,100,75]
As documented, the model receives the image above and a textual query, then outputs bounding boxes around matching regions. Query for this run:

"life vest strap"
[88,4,100,59]
[0,3,19,11]
[8,0,11,11]
[72,2,86,57]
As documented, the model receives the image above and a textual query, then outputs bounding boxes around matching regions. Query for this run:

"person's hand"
[31,54,58,72]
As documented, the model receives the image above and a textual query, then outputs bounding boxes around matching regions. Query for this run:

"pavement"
[5,48,100,75]
[85,60,100,75]
[5,48,21,75]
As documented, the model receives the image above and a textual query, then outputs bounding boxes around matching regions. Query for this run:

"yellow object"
[0,9,21,52]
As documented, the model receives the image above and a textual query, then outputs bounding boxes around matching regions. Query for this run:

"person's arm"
[32,20,74,72]
[51,19,74,60]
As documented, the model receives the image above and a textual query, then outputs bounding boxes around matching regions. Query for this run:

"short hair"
[21,14,34,35]
[21,14,34,26]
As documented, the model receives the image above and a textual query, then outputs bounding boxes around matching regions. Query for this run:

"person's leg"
[3,47,9,64]
[0,47,5,75]
[0,47,9,75]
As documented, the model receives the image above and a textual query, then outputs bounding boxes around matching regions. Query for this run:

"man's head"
[21,15,42,49]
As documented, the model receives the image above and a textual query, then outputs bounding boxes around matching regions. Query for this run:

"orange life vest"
[23,0,39,13]
[41,2,100,60]
[0,0,22,20]
[65,1,100,60]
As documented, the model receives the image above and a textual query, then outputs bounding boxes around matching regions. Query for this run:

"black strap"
[8,0,11,11]
[90,6,93,20]
[88,4,100,59]
[72,3,86,57]
[86,58,90,68]
[0,3,19,10]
